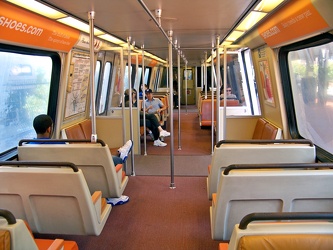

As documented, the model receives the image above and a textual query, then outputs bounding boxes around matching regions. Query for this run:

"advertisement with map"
[64,52,90,118]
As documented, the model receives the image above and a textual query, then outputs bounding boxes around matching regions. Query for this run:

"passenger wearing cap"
[144,89,170,139]
[144,89,167,115]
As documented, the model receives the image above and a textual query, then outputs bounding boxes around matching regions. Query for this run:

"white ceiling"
[42,0,256,65]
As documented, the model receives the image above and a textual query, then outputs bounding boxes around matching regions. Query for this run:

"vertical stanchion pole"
[204,55,207,99]
[222,45,227,140]
[127,37,135,176]
[120,48,126,150]
[168,30,175,189]
[88,11,97,142]
[141,45,147,156]
[210,45,214,154]
[177,48,181,150]
[215,36,220,142]
[185,61,188,114]
[201,62,204,92]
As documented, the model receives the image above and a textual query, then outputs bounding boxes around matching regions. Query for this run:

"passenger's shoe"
[159,130,170,137]
[106,195,129,206]
[154,139,167,147]
[118,140,133,162]
[148,130,155,140]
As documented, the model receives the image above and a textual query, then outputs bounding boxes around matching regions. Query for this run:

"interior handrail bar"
[18,139,106,146]
[0,209,16,225]
[223,162,333,175]
[216,139,314,147]
[239,212,333,230]
[0,161,79,172]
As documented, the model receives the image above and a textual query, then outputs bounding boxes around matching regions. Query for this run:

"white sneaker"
[118,140,133,162]
[153,139,167,147]
[106,195,129,206]
[159,130,170,137]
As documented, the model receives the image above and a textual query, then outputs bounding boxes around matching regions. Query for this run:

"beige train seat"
[210,163,333,241]
[0,209,78,250]
[207,139,316,199]
[219,212,333,250]
[0,161,111,235]
[18,139,128,198]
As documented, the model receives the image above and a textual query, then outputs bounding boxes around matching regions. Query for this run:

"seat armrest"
[115,164,123,173]
[47,239,64,250]
[92,191,103,223]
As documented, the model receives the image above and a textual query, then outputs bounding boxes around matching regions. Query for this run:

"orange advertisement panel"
[258,0,329,47]
[130,55,143,64]
[0,1,80,52]
[148,59,158,67]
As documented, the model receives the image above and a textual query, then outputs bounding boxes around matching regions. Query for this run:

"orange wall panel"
[0,2,80,52]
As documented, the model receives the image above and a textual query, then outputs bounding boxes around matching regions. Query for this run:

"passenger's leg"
[140,114,166,146]
[112,155,123,165]
[118,140,133,162]
[146,113,170,137]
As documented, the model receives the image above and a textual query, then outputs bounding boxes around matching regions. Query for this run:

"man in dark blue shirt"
[32,114,132,164]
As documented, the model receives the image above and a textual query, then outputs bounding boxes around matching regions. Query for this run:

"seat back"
[0,218,38,250]
[62,123,86,140]
[252,118,267,139]
[200,99,216,126]
[211,166,333,240]
[224,212,333,250]
[0,165,111,235]
[80,119,93,140]
[261,122,278,139]
[18,143,128,198]
[207,140,316,199]
[0,209,79,250]
[200,99,241,126]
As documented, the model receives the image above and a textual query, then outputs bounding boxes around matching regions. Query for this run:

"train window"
[154,67,162,90]
[134,67,143,90]
[94,60,101,99]
[219,51,259,116]
[243,49,261,115]
[123,65,132,90]
[0,50,53,153]
[144,68,150,85]
[160,67,167,88]
[288,40,333,154]
[99,62,112,114]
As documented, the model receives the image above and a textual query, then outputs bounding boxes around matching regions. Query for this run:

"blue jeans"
[112,155,123,165]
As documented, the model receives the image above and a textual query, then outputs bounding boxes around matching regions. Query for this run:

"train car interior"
[1,0,333,249]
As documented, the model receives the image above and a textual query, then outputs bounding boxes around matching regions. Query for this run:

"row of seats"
[219,212,333,250]
[207,138,315,199]
[0,161,111,236]
[251,117,282,139]
[210,162,333,240]
[18,139,128,199]
[199,98,240,127]
[0,119,128,236]
[0,209,78,250]
[60,119,128,197]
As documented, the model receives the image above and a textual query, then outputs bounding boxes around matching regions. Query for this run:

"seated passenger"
[144,89,167,116]
[32,114,132,164]
[220,85,237,99]
[173,80,179,109]
[139,84,148,99]
[125,89,169,146]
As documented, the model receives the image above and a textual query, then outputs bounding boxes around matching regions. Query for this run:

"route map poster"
[64,52,90,118]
